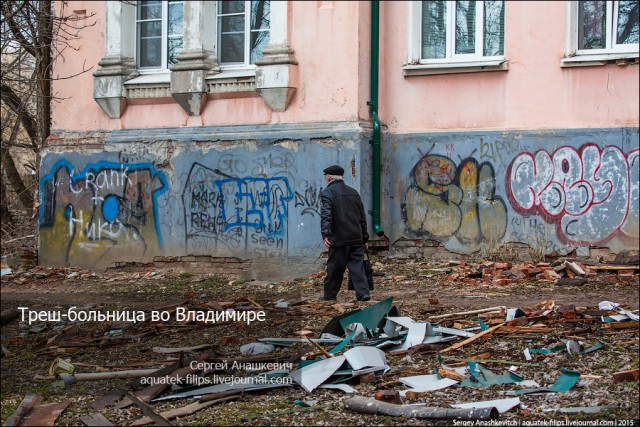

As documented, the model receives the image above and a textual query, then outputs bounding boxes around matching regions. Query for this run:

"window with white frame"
[217,0,270,67]
[136,0,184,70]
[576,1,639,54]
[420,1,505,62]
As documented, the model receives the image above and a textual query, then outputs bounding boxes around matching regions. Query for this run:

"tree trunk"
[36,0,53,147]
[1,145,34,213]
[1,178,14,226]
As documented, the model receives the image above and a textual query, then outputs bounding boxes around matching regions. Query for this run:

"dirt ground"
[1,252,639,426]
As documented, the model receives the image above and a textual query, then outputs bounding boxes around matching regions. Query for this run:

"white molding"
[561,52,639,67]
[407,1,421,63]
[403,59,508,76]
[125,72,171,85]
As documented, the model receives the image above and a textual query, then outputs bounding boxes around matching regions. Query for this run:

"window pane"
[221,15,245,32]
[139,21,161,39]
[455,1,476,54]
[168,2,183,36]
[422,1,446,59]
[220,33,245,63]
[140,37,161,68]
[251,0,270,31]
[250,30,270,63]
[168,37,182,65]
[220,0,245,15]
[578,1,606,49]
[484,1,504,55]
[138,1,161,20]
[616,0,639,44]
[250,1,270,63]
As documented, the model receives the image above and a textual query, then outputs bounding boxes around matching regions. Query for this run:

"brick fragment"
[375,390,401,404]
[613,369,639,383]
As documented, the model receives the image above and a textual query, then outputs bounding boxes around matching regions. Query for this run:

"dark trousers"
[324,244,369,300]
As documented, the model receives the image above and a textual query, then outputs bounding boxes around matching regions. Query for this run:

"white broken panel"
[432,326,476,338]
[451,397,521,414]
[289,355,346,393]
[319,383,358,394]
[399,373,459,391]
[343,347,387,371]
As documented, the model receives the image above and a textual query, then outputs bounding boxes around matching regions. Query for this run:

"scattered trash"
[239,342,275,355]
[6,259,637,424]
[512,369,581,395]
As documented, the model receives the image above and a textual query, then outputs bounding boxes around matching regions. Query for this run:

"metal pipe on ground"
[344,396,499,420]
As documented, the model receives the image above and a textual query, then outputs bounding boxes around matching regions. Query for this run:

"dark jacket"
[320,179,369,246]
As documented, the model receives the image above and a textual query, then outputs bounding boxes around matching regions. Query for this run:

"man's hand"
[364,243,368,250]
[324,237,331,248]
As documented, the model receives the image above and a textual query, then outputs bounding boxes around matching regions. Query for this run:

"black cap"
[323,165,344,176]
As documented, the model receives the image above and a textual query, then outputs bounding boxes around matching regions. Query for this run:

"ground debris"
[1,254,638,425]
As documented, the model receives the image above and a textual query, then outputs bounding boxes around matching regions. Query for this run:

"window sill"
[125,72,171,85]
[561,52,639,67]
[403,59,508,76]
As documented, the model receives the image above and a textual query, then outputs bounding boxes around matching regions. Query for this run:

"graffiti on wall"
[39,160,167,265]
[508,144,639,245]
[402,154,508,247]
[294,179,323,217]
[183,163,293,257]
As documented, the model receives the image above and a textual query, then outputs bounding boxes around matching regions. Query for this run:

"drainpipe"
[369,0,384,237]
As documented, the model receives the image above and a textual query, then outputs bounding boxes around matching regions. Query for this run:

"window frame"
[135,0,184,74]
[563,0,639,66]
[406,1,507,76]
[216,0,271,70]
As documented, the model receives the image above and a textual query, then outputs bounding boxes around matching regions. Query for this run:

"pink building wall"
[52,1,369,132]
[53,1,638,134]
[379,1,639,133]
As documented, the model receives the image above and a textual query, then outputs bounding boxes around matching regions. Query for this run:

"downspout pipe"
[369,0,384,237]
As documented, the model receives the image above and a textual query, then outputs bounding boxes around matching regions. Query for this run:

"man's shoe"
[318,296,337,301]
[357,295,371,302]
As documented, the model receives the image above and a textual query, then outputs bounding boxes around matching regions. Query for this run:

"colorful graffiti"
[402,154,507,246]
[183,163,293,256]
[508,145,639,245]
[39,160,167,266]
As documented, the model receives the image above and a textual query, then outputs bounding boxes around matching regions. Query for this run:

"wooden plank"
[603,322,639,330]
[3,394,41,426]
[439,322,506,353]
[589,265,639,271]
[152,344,212,354]
[428,306,504,321]
[80,413,115,426]
[126,392,173,426]
[130,396,239,426]
[22,400,71,426]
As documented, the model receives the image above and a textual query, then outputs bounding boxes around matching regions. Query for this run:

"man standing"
[319,165,370,302]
